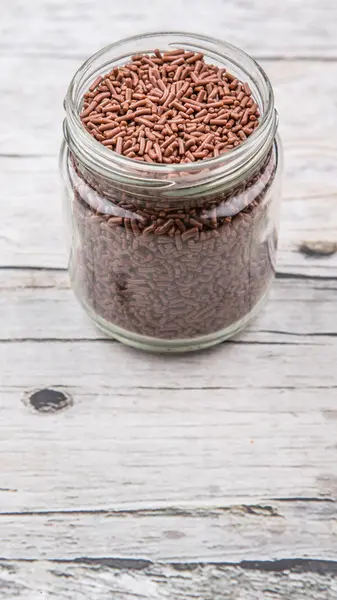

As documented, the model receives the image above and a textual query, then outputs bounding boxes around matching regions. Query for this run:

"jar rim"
[64,31,277,191]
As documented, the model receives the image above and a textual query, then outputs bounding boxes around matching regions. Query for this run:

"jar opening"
[64,32,277,194]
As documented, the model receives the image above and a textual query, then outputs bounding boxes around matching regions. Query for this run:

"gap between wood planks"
[2,52,337,62]
[1,556,337,574]
[1,266,336,280]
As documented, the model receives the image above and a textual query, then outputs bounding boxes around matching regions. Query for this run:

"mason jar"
[60,32,282,352]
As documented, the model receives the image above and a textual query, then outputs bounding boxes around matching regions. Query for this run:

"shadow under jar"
[60,32,283,352]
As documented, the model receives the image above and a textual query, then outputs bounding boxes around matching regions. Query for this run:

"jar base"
[77,290,270,353]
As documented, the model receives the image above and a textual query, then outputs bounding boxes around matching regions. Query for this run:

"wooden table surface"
[1,0,337,597]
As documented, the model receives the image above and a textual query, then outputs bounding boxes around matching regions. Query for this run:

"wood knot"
[299,240,337,257]
[23,388,73,414]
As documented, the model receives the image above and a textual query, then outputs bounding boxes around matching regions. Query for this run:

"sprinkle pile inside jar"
[81,48,260,163]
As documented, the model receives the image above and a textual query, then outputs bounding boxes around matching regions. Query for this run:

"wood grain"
[1,501,337,561]
[1,0,336,59]
[1,270,337,343]
[0,561,336,600]
[1,348,337,514]
[2,337,337,391]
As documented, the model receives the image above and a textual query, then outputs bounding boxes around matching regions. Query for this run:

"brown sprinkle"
[81,49,260,163]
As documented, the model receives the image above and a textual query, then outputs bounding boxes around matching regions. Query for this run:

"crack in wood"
[0,501,332,518]
[0,153,54,159]
[276,272,337,282]
[3,384,337,392]
[0,338,326,346]
[0,266,67,272]
[259,330,337,338]
[235,559,337,574]
[271,497,335,503]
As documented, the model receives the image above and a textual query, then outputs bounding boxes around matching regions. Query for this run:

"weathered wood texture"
[1,0,336,58]
[1,502,337,561]
[1,562,337,600]
[1,0,337,598]
[2,345,337,513]
[1,60,337,275]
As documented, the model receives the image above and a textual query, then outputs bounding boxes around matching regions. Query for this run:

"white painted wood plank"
[0,561,336,600]
[1,502,337,562]
[2,338,336,390]
[1,350,336,514]
[1,60,337,274]
[1,0,336,58]
[1,271,336,343]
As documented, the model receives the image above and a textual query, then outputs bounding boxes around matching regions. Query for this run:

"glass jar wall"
[60,32,282,352]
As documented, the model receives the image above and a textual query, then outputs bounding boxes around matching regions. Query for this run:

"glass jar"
[60,32,282,352]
